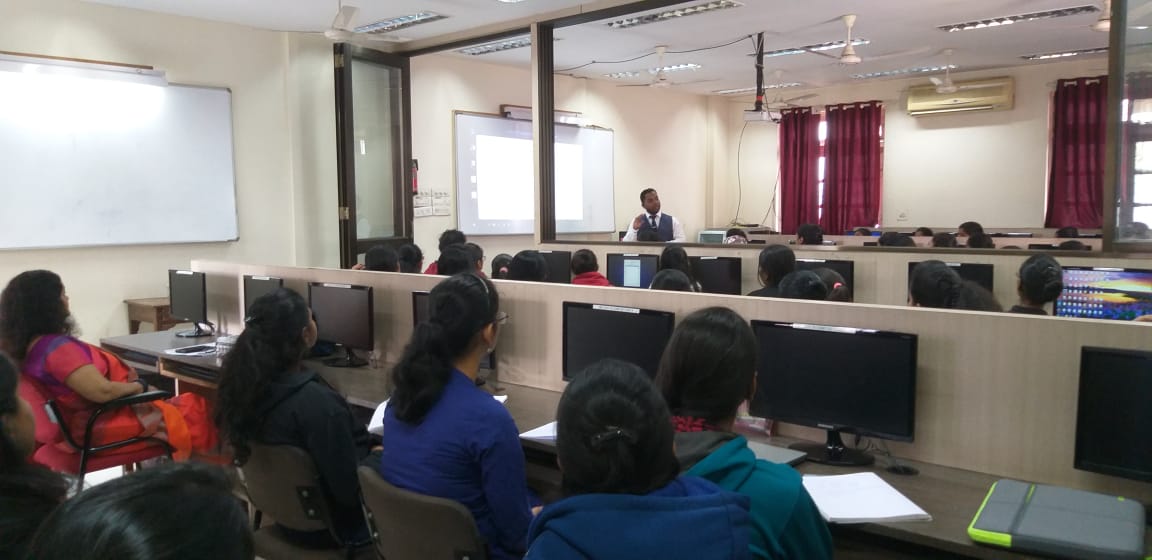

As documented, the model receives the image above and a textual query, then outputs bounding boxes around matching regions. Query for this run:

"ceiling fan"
[1089,0,1152,32]
[617,46,712,88]
[764,70,817,108]
[312,1,408,44]
[927,50,982,94]
[804,14,863,65]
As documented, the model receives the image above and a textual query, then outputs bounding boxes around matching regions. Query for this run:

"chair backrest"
[357,466,487,560]
[241,443,334,535]
[17,379,61,446]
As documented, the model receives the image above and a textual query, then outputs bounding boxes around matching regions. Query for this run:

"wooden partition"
[193,259,1152,504]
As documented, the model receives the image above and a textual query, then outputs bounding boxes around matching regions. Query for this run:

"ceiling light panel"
[355,12,447,34]
[604,0,743,29]
[937,5,1098,33]
[850,64,957,80]
[755,39,871,58]
[458,35,533,55]
[604,63,701,79]
[1020,47,1108,60]
[713,83,804,94]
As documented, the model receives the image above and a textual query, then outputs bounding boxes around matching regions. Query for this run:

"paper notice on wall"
[414,206,433,218]
[432,190,451,216]
[414,193,431,208]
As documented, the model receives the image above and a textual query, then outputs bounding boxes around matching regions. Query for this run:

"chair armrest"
[96,390,173,412]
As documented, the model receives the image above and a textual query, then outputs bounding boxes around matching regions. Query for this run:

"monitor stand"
[788,429,874,467]
[323,347,368,368]
[176,322,213,338]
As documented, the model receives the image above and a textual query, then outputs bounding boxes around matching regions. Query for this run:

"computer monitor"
[1055,267,1152,321]
[605,253,659,288]
[1027,243,1059,251]
[242,275,283,318]
[794,259,855,293]
[562,302,675,381]
[412,291,494,371]
[168,270,210,338]
[749,320,918,467]
[907,261,994,293]
[697,229,728,244]
[537,250,572,284]
[308,282,373,368]
[1075,347,1152,482]
[687,256,742,295]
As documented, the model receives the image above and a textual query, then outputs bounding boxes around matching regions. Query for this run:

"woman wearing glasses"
[378,272,528,560]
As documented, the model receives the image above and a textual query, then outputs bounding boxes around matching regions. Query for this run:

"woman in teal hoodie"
[656,307,833,560]
[526,359,752,560]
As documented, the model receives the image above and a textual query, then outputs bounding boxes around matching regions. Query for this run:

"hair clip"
[833,282,844,290]
[589,426,637,449]
[244,315,259,325]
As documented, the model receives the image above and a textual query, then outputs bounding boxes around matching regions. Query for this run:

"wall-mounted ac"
[906,77,1014,116]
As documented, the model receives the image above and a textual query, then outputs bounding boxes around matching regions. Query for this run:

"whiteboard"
[0,78,238,250]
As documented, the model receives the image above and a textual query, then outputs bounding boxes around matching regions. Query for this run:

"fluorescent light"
[1021,47,1108,60]
[938,5,1098,32]
[604,63,701,79]
[458,35,532,55]
[850,64,957,80]
[355,12,446,34]
[496,0,528,2]
[604,0,743,29]
[0,53,167,87]
[714,83,803,95]
[755,38,871,58]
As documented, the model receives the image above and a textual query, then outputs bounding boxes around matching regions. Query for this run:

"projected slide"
[555,143,584,221]
[476,135,534,220]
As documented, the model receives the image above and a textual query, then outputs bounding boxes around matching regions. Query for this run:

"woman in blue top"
[527,359,752,560]
[380,272,530,560]
[656,307,833,560]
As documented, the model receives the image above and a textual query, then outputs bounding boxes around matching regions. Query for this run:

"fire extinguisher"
[411,159,419,194]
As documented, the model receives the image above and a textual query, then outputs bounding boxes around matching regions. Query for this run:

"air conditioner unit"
[906,77,1014,116]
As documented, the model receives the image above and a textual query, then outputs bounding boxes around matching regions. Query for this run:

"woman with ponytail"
[380,272,529,560]
[215,288,371,545]
[526,359,752,560]
[1011,254,1064,315]
[908,260,1003,312]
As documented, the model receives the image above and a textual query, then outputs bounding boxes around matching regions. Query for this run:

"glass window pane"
[1135,142,1152,173]
[1135,174,1152,204]
[1133,205,1152,228]
[817,120,828,142]
[351,59,401,240]
[818,156,826,182]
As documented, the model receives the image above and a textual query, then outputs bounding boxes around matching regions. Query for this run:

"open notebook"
[802,472,931,524]
[367,394,508,436]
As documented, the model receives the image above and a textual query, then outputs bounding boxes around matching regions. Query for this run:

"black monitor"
[242,275,283,318]
[1027,243,1059,251]
[537,250,572,283]
[412,291,494,371]
[687,256,742,295]
[605,253,659,288]
[794,259,856,293]
[1075,347,1152,482]
[562,302,675,381]
[168,270,210,338]
[1055,267,1152,321]
[749,320,918,467]
[308,282,373,368]
[907,261,994,293]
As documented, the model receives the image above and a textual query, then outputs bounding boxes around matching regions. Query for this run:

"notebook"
[802,472,932,524]
[519,421,557,442]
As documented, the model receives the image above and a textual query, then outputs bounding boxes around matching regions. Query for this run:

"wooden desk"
[124,298,180,334]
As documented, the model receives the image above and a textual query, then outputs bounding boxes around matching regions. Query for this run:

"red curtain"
[821,101,883,235]
[778,107,821,234]
[1046,76,1107,228]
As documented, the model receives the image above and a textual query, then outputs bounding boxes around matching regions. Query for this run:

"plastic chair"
[21,380,175,490]
[240,444,371,560]
[357,465,488,560]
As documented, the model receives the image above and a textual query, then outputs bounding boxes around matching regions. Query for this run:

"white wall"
[0,0,335,340]
[717,58,1108,231]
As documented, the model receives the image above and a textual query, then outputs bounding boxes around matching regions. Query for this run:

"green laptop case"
[968,479,1147,560]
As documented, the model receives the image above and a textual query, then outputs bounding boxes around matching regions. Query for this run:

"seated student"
[28,463,253,560]
[570,249,611,286]
[398,243,424,273]
[795,223,824,245]
[659,245,702,292]
[777,271,828,301]
[355,245,399,272]
[465,242,486,274]
[748,245,795,298]
[957,221,985,239]
[1058,240,1087,251]
[1055,226,1080,239]
[507,250,549,282]
[932,232,958,248]
[526,359,752,560]
[656,308,833,560]
[812,267,852,302]
[909,261,1003,311]
[852,227,872,236]
[636,228,662,242]
[0,353,70,560]
[425,229,467,274]
[878,232,916,247]
[650,269,697,292]
[914,227,934,237]
[965,233,996,249]
[725,228,750,244]
[0,270,216,462]
[215,288,371,545]
[436,244,475,276]
[1011,254,1063,315]
[491,253,513,279]
[381,273,530,560]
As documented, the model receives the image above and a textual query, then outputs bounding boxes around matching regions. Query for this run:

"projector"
[743,109,781,123]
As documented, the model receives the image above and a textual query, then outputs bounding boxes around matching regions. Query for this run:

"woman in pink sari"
[0,270,216,462]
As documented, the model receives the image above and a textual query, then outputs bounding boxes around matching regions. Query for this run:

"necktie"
[650,215,658,229]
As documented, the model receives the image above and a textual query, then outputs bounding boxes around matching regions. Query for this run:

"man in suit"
[623,188,685,242]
